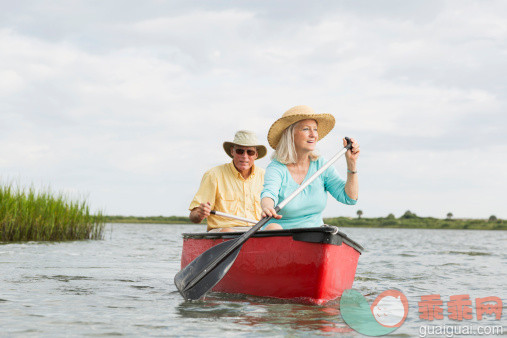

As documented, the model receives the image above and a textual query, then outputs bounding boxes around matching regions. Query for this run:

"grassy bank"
[324,215,506,230]
[0,185,105,241]
[104,215,194,224]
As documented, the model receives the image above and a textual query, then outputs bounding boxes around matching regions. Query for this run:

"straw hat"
[267,105,335,149]
[223,130,267,159]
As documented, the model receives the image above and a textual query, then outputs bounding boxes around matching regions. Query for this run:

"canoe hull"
[180,227,363,305]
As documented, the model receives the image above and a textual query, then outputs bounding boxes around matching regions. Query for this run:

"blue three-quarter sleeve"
[261,161,284,206]
[323,162,357,205]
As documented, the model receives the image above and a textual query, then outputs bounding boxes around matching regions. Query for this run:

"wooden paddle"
[174,137,353,300]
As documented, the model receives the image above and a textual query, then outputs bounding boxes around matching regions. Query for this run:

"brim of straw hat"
[223,142,267,159]
[267,113,335,149]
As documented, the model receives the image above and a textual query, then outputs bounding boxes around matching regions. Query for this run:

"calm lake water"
[1,224,505,337]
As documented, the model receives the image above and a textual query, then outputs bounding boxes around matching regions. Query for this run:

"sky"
[1,0,506,220]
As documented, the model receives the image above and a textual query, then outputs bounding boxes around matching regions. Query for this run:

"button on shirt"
[189,162,265,231]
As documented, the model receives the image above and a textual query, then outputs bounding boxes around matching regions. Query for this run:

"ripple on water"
[354,276,379,282]
[39,275,95,282]
[59,286,94,295]
[129,285,155,290]
[177,301,245,319]
[114,279,136,283]
[399,253,416,257]
[443,251,492,256]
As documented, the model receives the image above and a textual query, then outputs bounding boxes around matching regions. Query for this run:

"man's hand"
[189,202,211,223]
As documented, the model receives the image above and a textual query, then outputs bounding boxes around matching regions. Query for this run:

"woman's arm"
[260,161,284,219]
[344,137,360,200]
[324,138,360,203]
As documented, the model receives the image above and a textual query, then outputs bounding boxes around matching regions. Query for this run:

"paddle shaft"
[182,138,352,294]
[278,144,351,209]
[210,210,257,224]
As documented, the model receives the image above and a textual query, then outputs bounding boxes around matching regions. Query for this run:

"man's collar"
[228,161,256,179]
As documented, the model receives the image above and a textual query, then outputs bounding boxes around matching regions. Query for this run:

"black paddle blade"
[174,239,242,301]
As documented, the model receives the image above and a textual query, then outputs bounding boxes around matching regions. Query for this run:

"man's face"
[231,146,258,173]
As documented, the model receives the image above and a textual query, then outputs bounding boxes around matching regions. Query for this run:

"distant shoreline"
[104,215,506,230]
[324,216,506,230]
[104,215,193,224]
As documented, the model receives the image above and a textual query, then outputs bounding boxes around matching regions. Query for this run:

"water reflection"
[176,293,354,334]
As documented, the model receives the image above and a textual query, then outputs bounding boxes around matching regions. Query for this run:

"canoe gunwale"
[182,226,363,254]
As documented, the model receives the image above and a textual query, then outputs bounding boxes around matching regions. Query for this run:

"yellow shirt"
[189,162,265,231]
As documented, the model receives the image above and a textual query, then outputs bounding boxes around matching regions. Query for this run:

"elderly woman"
[261,105,360,229]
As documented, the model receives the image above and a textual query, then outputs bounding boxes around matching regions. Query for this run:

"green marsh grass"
[0,184,105,241]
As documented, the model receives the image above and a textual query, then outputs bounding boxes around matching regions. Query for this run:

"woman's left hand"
[343,137,360,169]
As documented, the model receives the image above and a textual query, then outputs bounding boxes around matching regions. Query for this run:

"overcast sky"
[1,0,506,220]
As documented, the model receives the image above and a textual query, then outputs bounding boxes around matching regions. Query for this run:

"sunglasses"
[234,148,257,156]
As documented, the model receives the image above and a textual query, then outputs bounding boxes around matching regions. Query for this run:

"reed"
[0,184,105,241]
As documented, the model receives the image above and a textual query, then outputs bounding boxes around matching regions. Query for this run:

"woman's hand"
[261,197,282,219]
[343,137,360,170]
[261,206,283,219]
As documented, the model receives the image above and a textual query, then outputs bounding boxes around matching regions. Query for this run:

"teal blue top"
[261,157,357,229]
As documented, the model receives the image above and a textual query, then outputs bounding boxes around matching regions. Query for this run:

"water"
[1,224,505,337]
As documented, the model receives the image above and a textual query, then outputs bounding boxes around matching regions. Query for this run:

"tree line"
[355,209,500,223]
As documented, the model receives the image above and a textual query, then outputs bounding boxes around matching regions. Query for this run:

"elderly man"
[189,130,267,232]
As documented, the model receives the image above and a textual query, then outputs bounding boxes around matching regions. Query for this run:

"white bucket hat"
[223,130,267,159]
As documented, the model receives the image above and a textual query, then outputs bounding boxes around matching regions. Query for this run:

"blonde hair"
[272,121,319,164]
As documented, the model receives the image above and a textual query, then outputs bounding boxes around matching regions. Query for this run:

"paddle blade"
[174,239,242,300]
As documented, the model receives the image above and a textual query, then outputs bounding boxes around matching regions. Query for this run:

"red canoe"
[180,226,363,305]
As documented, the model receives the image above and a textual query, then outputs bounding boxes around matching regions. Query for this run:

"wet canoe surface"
[181,226,363,305]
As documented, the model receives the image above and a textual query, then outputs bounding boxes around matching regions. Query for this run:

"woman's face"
[293,119,318,153]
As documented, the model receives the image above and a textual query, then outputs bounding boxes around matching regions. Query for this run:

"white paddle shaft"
[277,146,349,210]
[210,210,257,224]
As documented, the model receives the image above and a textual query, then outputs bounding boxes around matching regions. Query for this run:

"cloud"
[1,1,506,218]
